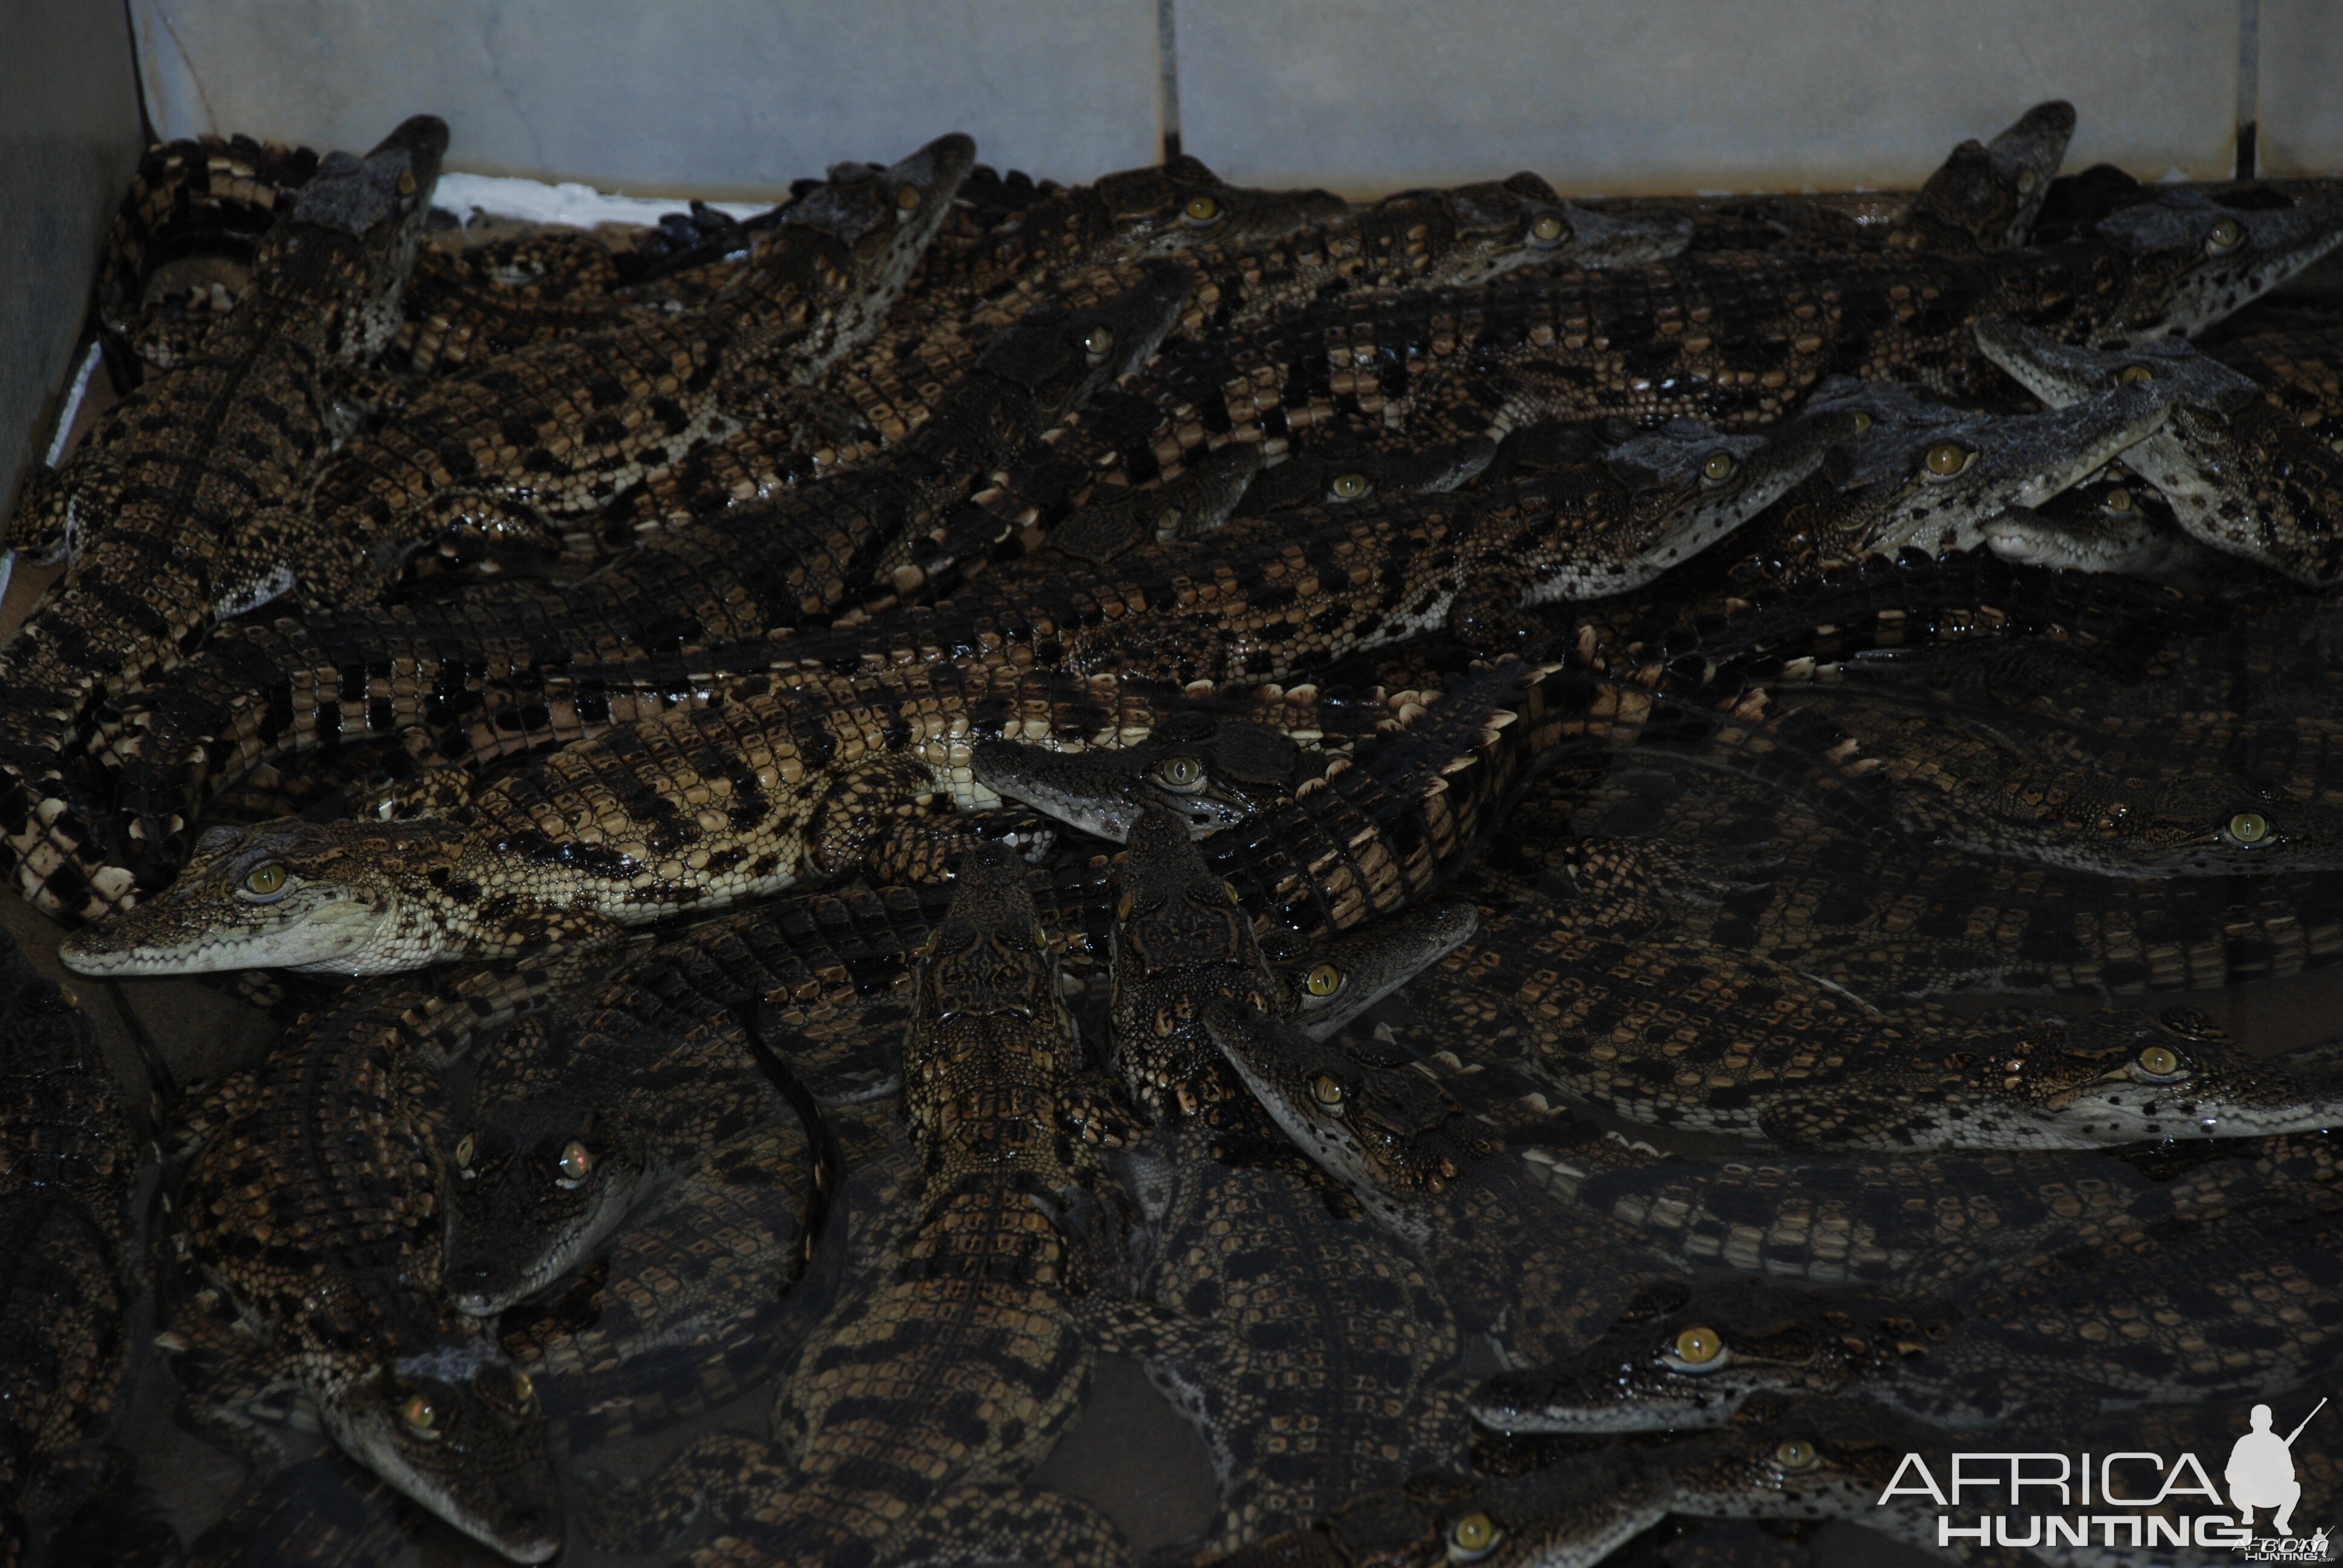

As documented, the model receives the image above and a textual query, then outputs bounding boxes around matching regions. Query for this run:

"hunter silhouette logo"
[2229,1399,2322,1537]
[1876,1397,2331,1557]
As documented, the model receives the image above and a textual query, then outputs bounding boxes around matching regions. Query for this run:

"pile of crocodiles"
[10,99,2343,1566]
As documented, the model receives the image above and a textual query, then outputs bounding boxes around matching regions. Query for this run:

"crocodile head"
[1979,475,2223,584]
[1047,445,1264,566]
[1794,373,2175,556]
[445,1065,661,1317]
[267,114,448,362]
[974,712,1309,840]
[1981,1006,2343,1143]
[977,256,1198,428]
[1922,760,2343,878]
[1976,319,2343,584]
[59,818,465,977]
[1368,172,1693,287]
[1518,411,1861,601]
[1649,1397,1929,1536]
[1889,99,2074,254]
[1105,805,1283,1123]
[1274,898,1480,1037]
[318,1321,564,1563]
[2087,186,2343,341]
[1468,1279,1958,1434]
[1118,162,1351,261]
[1240,436,1498,512]
[778,129,975,296]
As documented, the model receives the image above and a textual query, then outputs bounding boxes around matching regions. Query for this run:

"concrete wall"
[125,0,2327,202]
[0,0,142,517]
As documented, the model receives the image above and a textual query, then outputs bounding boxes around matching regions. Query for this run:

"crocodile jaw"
[60,888,403,976]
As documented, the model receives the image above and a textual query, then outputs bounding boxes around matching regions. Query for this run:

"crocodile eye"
[454,1134,476,1169]
[1671,1326,1725,1367]
[2227,811,2270,844]
[1224,879,1242,906]
[1309,1072,1346,1109]
[396,169,417,198]
[2105,486,2133,512]
[1328,471,1371,501]
[1849,410,1873,433]
[1446,1509,1502,1561]
[2137,1044,2184,1078]
[513,1370,534,1403]
[1182,194,1221,225]
[1775,1439,1819,1470]
[896,184,922,212]
[1530,213,1565,245]
[1924,442,1973,477]
[240,863,287,898]
[1304,962,1344,998]
[1081,324,1115,359]
[402,1393,439,1437]
[2118,364,2155,385]
[1153,754,1206,791]
[2207,216,2245,254]
[1700,452,1736,484]
[2016,168,2039,193]
[555,1140,593,1187]
[1117,892,1136,921]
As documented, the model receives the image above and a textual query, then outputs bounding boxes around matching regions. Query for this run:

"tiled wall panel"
[129,0,1166,200]
[0,0,142,515]
[1177,0,2243,196]
[2257,0,2343,177]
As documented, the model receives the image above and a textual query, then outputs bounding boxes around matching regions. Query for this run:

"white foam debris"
[431,172,774,231]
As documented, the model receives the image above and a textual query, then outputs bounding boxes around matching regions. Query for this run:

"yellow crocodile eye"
[1082,324,1115,358]
[1924,442,1971,477]
[2138,1044,2183,1076]
[2229,811,2270,844]
[2208,216,2244,253]
[1328,471,1370,500]
[2017,168,2040,193]
[1117,892,1136,921]
[513,1370,534,1403]
[1305,962,1343,998]
[1530,214,1565,244]
[1701,452,1736,483]
[1775,1439,1818,1469]
[1184,194,1221,224]
[1674,1326,1724,1365]
[1224,879,1242,906]
[1310,1073,1346,1109]
[2118,364,2155,385]
[402,1393,439,1436]
[2105,486,2133,512]
[896,184,922,211]
[1447,1510,1501,1561]
[242,863,287,897]
[1849,410,1873,433]
[1157,755,1204,788]
[396,169,417,198]
[557,1140,592,1184]
[454,1134,476,1168]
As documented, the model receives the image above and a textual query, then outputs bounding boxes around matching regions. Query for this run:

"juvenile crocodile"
[1470,1142,2343,1432]
[87,133,324,379]
[2,116,448,923]
[103,265,1197,869]
[75,664,1402,973]
[885,184,2343,599]
[718,411,1852,690]
[1397,840,2343,1148]
[578,845,1134,1567]
[253,132,972,609]
[1979,316,2343,586]
[157,962,566,1560]
[0,929,143,1568]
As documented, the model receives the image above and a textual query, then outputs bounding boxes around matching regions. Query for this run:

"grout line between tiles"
[1158,0,1183,162]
